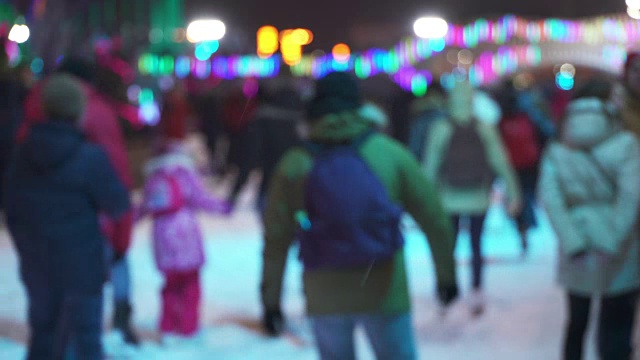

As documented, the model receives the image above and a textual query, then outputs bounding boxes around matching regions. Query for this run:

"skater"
[19,57,141,344]
[260,72,458,360]
[539,81,640,360]
[423,79,522,316]
[4,74,130,359]
[497,79,555,255]
[253,83,304,214]
[136,140,231,340]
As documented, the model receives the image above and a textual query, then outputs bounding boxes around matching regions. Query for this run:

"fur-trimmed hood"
[144,150,196,176]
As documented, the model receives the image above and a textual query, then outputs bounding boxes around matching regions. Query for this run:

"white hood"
[562,98,616,149]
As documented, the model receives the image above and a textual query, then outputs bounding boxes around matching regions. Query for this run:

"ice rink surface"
[0,176,635,359]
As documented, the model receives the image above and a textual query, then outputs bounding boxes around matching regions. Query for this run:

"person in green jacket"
[260,72,458,360]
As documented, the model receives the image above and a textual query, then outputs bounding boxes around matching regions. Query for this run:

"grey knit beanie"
[42,74,86,121]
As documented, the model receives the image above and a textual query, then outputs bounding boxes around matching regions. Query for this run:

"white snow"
[0,178,636,359]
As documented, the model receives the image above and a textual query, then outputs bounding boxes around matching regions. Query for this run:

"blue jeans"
[105,244,131,302]
[310,312,417,360]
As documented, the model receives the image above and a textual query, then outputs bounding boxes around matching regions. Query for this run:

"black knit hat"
[307,72,362,119]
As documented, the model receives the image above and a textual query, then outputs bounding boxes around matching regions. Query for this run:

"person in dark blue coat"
[3,74,130,359]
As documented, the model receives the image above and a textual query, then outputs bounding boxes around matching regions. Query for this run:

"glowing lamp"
[628,7,640,20]
[413,17,448,39]
[257,26,279,58]
[332,43,351,63]
[8,24,30,44]
[627,0,640,9]
[290,29,313,45]
[186,20,226,43]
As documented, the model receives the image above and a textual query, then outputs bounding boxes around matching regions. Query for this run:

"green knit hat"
[42,74,86,121]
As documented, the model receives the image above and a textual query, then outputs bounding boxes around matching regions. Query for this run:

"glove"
[437,284,459,307]
[112,251,126,265]
[262,308,284,336]
[219,201,234,216]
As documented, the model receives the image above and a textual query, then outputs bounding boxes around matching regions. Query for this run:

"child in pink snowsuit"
[137,142,229,337]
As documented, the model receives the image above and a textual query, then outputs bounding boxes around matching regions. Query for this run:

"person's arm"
[478,123,522,214]
[260,150,309,332]
[184,169,230,214]
[597,135,640,254]
[538,148,586,256]
[399,146,457,297]
[422,119,451,181]
[87,147,131,221]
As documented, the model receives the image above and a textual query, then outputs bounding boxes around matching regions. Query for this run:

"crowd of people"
[2,40,640,359]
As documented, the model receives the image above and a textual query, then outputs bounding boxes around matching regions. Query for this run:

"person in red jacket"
[18,57,140,345]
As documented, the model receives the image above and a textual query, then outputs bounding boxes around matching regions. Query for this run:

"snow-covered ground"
[0,177,637,359]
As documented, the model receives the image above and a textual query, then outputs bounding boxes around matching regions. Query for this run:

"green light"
[139,88,154,104]
[159,55,175,75]
[411,75,428,97]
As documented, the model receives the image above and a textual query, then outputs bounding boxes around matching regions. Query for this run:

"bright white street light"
[628,6,640,19]
[8,24,30,44]
[627,0,640,9]
[186,19,226,43]
[413,16,449,39]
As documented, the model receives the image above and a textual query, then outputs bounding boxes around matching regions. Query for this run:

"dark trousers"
[564,291,637,360]
[21,262,103,359]
[452,214,487,290]
[515,167,539,232]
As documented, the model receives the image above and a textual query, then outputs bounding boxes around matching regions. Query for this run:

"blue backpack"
[297,132,405,271]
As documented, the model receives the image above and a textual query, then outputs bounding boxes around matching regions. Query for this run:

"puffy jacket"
[138,150,227,272]
[539,97,640,295]
[261,111,456,315]
[5,122,130,294]
[19,78,133,254]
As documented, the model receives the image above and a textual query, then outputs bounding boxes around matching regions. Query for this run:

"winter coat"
[0,78,26,210]
[261,111,456,315]
[423,117,521,215]
[539,97,640,296]
[139,150,226,273]
[4,122,130,294]
[19,78,134,254]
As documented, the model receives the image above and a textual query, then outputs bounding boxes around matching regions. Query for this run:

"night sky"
[186,0,627,50]
[9,0,629,51]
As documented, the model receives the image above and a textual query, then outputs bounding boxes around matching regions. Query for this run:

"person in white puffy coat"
[538,81,640,360]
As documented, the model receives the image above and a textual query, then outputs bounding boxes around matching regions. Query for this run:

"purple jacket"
[139,151,225,272]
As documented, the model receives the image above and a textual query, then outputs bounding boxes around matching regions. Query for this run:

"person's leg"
[160,272,180,334]
[228,161,253,206]
[112,255,139,344]
[516,170,538,254]
[22,266,58,360]
[360,312,417,360]
[469,213,487,290]
[563,292,591,360]
[597,290,638,360]
[178,271,201,336]
[64,293,104,360]
[450,215,461,246]
[310,315,357,360]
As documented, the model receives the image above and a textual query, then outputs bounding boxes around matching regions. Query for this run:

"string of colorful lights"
[135,14,640,95]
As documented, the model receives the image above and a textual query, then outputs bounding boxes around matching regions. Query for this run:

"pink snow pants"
[159,270,200,336]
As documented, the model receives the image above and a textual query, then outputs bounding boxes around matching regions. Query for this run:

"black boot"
[113,301,140,346]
